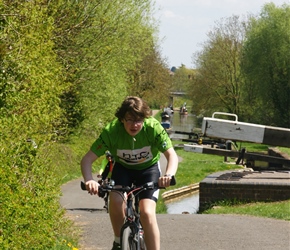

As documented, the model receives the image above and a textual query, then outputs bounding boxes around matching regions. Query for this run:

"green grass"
[156,140,290,221]
[156,148,239,212]
[278,147,290,155]
[203,200,290,221]
[156,140,243,213]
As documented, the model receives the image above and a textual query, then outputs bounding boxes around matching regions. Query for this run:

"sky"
[154,0,289,68]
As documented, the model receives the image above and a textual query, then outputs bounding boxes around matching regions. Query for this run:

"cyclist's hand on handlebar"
[85,180,99,195]
[158,175,172,187]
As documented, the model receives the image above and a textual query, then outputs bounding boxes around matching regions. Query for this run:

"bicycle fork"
[121,202,146,250]
[121,222,145,250]
[137,226,146,250]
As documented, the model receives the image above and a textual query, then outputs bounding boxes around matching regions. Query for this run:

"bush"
[0,141,76,249]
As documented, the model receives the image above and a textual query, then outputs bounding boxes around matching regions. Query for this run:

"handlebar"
[80,175,176,193]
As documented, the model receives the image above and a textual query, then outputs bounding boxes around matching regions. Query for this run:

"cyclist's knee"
[109,192,124,208]
[140,199,156,219]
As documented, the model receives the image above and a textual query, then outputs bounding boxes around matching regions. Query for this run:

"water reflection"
[166,112,200,214]
[166,193,199,214]
[171,112,196,132]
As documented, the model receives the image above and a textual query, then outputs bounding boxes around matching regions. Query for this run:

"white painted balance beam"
[201,112,290,148]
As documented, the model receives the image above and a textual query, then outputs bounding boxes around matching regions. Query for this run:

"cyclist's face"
[122,113,144,137]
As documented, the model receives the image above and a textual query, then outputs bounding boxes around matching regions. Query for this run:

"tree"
[191,15,248,117]
[52,0,158,136]
[241,3,290,127]
[127,42,172,108]
[171,64,194,92]
[169,65,195,110]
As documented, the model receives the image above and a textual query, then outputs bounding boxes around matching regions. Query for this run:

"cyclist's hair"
[115,96,151,121]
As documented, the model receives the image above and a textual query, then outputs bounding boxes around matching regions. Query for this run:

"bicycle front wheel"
[121,226,137,250]
[139,229,146,250]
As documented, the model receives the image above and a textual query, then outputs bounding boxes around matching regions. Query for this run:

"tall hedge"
[0,0,161,249]
[0,1,70,248]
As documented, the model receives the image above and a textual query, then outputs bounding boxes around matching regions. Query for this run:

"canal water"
[166,193,199,214]
[165,111,200,214]
[171,111,197,134]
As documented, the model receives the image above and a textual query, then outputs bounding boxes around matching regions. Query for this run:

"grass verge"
[157,140,290,221]
[156,140,243,213]
[202,199,290,220]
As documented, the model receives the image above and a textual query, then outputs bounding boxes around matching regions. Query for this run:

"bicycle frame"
[120,186,146,250]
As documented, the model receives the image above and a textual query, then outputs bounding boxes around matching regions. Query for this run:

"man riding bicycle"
[81,96,179,250]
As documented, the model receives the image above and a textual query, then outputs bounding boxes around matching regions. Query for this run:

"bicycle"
[81,176,176,250]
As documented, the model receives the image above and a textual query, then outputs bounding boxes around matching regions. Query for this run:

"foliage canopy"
[189,3,290,128]
[0,0,170,248]
[241,3,290,127]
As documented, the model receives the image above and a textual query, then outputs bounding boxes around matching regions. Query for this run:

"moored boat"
[161,107,172,131]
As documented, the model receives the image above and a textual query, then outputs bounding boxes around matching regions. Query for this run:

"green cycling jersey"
[90,116,172,170]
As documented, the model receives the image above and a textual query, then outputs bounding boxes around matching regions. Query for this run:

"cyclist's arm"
[159,147,178,187]
[163,147,178,176]
[81,150,99,194]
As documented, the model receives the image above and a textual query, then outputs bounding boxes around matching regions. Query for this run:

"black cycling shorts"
[111,162,161,202]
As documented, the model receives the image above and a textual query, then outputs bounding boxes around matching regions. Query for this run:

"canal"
[171,111,197,134]
[166,111,200,214]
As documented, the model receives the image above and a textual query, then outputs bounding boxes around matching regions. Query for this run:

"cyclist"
[81,96,178,250]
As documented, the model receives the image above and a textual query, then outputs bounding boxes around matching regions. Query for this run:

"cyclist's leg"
[137,162,161,250]
[109,191,125,238]
[110,163,133,240]
[139,198,160,250]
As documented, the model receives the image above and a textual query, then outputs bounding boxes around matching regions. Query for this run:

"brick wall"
[199,174,290,212]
